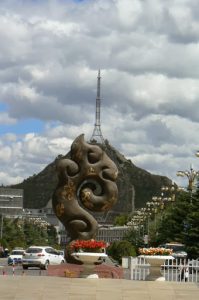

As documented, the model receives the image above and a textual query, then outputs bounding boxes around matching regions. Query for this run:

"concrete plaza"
[0,276,198,300]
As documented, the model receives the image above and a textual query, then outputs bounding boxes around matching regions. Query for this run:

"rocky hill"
[11,139,172,219]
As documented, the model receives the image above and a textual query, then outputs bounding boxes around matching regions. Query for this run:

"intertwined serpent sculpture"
[52,134,118,263]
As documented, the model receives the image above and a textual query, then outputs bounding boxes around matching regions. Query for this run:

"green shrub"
[106,240,136,264]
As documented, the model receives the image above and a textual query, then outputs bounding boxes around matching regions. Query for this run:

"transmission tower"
[90,70,105,144]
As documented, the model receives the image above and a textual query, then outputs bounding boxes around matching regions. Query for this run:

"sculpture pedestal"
[140,255,174,281]
[47,262,124,278]
[72,252,107,278]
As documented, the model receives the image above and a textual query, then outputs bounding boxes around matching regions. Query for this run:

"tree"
[182,190,199,258]
[23,219,48,246]
[47,225,58,247]
[107,240,136,264]
[113,215,129,226]
[155,192,189,243]
[154,189,199,258]
[0,216,59,251]
[124,228,144,252]
[2,218,26,249]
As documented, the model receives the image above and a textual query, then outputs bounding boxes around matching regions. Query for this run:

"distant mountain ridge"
[11,140,172,216]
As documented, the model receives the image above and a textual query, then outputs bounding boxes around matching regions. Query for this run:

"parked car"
[57,250,65,258]
[188,258,199,273]
[8,249,25,265]
[159,243,188,259]
[22,246,65,270]
[103,256,120,267]
[4,248,9,258]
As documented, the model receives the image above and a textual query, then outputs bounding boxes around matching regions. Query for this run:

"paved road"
[0,257,47,276]
[1,258,198,283]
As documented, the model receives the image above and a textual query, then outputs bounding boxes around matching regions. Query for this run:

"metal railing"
[128,257,199,282]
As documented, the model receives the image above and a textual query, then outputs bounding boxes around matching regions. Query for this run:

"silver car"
[22,246,65,270]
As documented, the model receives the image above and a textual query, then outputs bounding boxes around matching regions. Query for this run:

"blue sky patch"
[0,103,7,110]
[0,119,44,135]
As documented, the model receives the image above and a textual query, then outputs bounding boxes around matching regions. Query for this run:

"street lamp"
[146,200,160,238]
[129,211,146,239]
[142,207,152,245]
[177,166,199,203]
[0,214,4,239]
[161,182,178,204]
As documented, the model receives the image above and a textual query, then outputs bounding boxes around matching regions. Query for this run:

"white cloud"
[0,146,12,161]
[0,0,199,189]
[116,0,142,28]
[0,112,16,125]
[0,172,23,186]
[3,133,17,142]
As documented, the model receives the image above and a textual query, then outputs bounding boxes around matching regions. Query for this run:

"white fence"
[126,257,199,282]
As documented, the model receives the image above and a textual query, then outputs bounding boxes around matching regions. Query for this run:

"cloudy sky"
[1,0,199,191]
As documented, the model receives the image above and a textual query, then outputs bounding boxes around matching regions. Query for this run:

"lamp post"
[0,214,4,239]
[146,200,159,241]
[128,210,146,244]
[143,206,152,246]
[161,182,178,206]
[177,166,199,204]
[151,199,160,232]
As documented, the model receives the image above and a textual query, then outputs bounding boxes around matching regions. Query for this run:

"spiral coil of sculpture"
[52,134,118,263]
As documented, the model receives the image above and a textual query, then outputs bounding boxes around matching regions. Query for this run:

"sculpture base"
[79,262,96,278]
[145,265,165,281]
[71,252,107,278]
[47,262,124,279]
[71,252,107,264]
[139,255,174,281]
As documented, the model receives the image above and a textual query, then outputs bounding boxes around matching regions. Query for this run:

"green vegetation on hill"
[11,140,172,214]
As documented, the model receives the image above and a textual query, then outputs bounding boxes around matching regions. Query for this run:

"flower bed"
[70,239,107,253]
[138,247,173,256]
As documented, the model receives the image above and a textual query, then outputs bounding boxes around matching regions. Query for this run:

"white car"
[172,250,188,259]
[58,250,65,257]
[22,246,65,270]
[159,243,188,259]
[8,249,25,265]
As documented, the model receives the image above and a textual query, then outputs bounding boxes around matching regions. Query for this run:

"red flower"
[70,239,106,252]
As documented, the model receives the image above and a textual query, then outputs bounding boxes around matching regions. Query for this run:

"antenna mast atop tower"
[90,70,105,144]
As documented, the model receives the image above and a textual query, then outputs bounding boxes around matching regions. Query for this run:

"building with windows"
[20,198,132,246]
[0,187,23,216]
[58,225,132,246]
[96,225,131,243]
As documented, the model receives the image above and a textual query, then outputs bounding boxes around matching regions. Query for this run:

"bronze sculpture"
[52,134,118,262]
